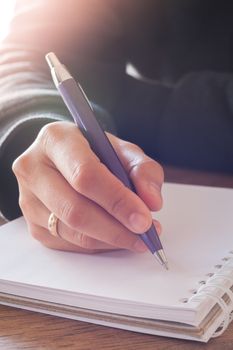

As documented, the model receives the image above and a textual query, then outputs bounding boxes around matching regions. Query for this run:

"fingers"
[107,133,164,211]
[19,181,162,254]
[36,122,153,233]
[18,165,148,252]
[18,185,122,253]
[57,218,161,250]
[27,223,115,254]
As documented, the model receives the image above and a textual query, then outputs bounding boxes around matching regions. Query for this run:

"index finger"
[107,133,164,211]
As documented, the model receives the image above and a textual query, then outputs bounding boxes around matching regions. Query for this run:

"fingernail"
[133,239,148,252]
[129,213,151,233]
[148,182,161,196]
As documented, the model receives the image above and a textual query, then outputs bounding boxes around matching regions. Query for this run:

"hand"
[12,121,164,254]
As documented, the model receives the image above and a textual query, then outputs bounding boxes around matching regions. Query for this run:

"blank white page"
[0,183,232,323]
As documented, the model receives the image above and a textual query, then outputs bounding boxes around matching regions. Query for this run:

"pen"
[46,52,168,269]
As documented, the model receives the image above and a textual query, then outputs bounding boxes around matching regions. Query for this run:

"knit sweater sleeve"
[0,0,120,220]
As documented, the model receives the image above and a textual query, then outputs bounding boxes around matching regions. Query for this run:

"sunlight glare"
[0,0,15,41]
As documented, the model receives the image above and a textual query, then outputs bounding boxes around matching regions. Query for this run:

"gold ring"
[48,212,59,237]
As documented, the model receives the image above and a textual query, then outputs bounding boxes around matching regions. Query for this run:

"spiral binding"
[184,251,233,338]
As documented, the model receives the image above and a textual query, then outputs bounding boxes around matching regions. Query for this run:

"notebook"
[0,183,232,342]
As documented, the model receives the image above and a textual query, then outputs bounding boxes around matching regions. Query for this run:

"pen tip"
[153,249,168,269]
[45,52,60,69]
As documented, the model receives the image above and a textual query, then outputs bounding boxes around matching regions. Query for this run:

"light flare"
[0,0,15,41]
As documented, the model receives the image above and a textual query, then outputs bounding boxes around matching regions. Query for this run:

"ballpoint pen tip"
[153,250,168,269]
[45,52,59,69]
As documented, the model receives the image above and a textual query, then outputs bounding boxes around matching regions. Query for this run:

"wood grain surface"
[0,166,233,350]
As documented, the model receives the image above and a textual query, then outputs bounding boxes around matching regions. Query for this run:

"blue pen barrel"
[58,78,162,255]
[58,79,132,188]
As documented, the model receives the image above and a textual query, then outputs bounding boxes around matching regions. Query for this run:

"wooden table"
[0,167,233,350]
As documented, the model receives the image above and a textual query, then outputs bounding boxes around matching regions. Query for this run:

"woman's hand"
[12,121,164,254]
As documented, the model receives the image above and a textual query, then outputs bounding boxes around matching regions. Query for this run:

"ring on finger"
[48,212,60,237]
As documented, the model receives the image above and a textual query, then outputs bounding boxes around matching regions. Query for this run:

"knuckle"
[70,162,95,193]
[18,195,30,215]
[110,187,127,216]
[12,152,31,180]
[59,200,87,230]
[67,228,101,252]
[37,123,52,145]
[75,232,92,249]
[37,122,62,153]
